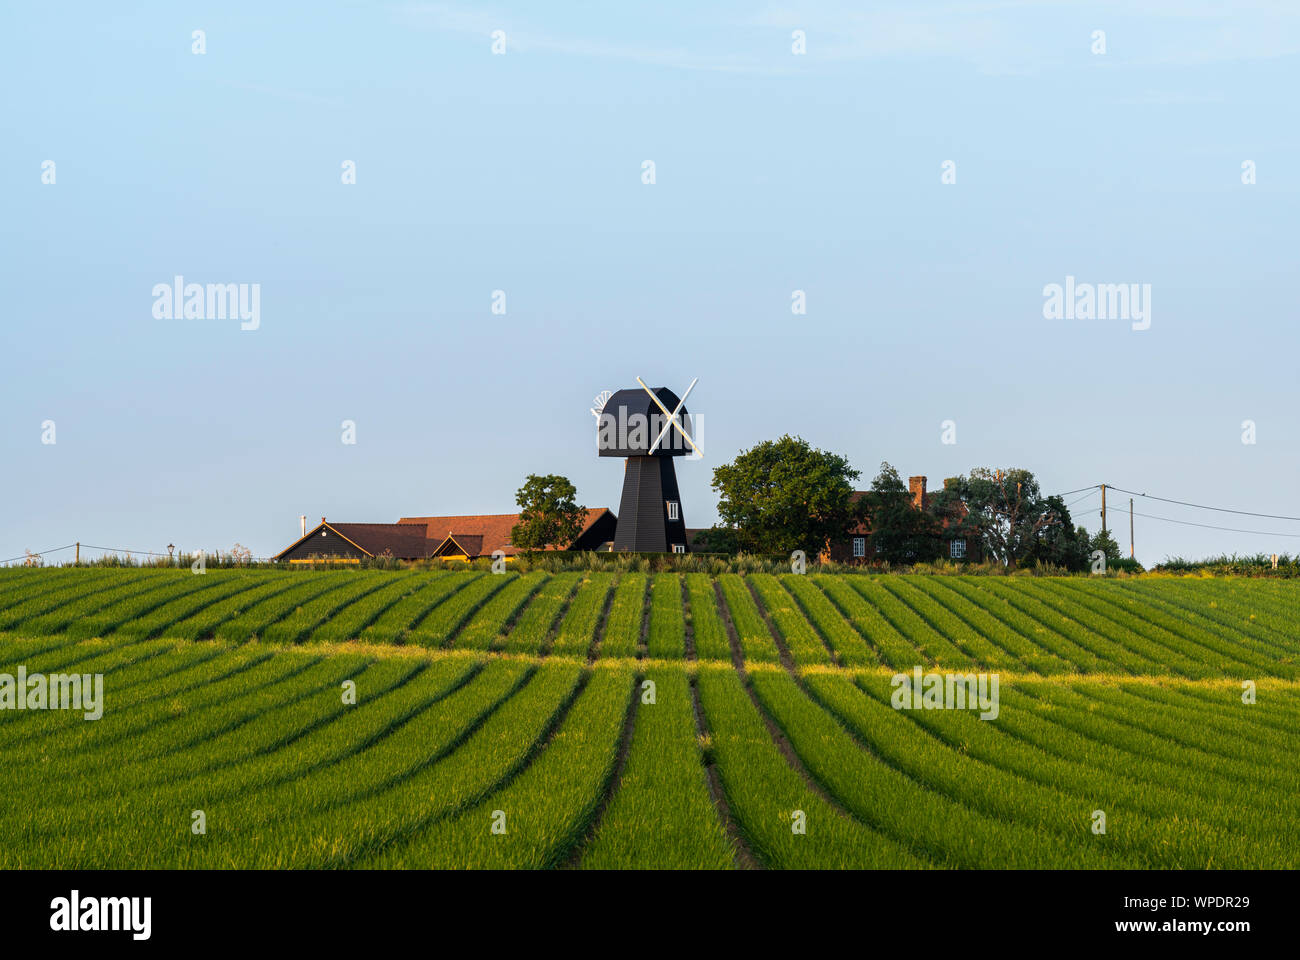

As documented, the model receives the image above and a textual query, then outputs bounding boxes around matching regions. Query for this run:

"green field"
[2,568,1297,869]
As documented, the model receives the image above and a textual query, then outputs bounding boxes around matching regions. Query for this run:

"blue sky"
[4,1,1300,565]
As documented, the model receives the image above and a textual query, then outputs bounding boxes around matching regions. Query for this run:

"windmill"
[597,377,700,553]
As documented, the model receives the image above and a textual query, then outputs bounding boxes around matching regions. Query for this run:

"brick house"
[823,475,980,565]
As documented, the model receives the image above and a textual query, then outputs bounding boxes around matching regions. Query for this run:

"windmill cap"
[597,386,694,457]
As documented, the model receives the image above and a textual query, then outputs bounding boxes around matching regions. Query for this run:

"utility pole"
[1129,498,1134,558]
[1101,483,1107,534]
[75,542,79,565]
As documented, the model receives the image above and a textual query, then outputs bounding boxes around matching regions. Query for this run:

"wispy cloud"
[394,1,1300,77]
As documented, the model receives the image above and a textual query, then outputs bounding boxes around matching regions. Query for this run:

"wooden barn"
[274,509,616,563]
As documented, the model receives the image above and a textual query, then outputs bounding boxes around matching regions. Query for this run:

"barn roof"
[398,508,612,557]
[275,509,615,562]
[431,534,484,558]
[272,521,434,561]
[328,523,432,557]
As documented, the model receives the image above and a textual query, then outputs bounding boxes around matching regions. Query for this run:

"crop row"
[716,575,779,663]
[548,574,614,658]
[2,571,1297,679]
[851,674,1296,864]
[4,619,1299,867]
[371,666,634,868]
[454,572,548,650]
[12,659,520,853]
[748,575,830,666]
[646,575,685,659]
[580,667,735,868]
[597,574,646,659]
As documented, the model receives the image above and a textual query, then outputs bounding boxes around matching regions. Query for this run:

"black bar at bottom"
[0,869,1278,946]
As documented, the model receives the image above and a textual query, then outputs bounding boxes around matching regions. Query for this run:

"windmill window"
[852,537,865,558]
[950,539,966,559]
[667,501,679,521]
[671,544,686,554]
[321,531,327,537]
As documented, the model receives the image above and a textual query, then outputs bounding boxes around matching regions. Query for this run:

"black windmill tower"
[596,378,699,553]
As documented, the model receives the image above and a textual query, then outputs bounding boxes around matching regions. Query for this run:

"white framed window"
[950,539,966,559]
[671,543,686,554]
[667,501,679,521]
[852,537,865,558]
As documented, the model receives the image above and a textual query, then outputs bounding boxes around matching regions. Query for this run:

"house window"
[667,501,679,521]
[950,539,966,559]
[852,537,865,558]
[671,544,686,554]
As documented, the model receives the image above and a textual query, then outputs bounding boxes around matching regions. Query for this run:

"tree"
[1089,526,1122,564]
[510,474,586,555]
[711,435,863,556]
[692,524,739,555]
[943,468,1067,568]
[863,463,942,564]
[1024,497,1091,570]
[926,477,978,546]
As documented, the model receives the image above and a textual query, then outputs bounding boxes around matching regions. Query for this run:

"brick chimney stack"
[908,476,927,510]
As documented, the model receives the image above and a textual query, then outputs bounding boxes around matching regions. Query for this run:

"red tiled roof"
[398,508,611,558]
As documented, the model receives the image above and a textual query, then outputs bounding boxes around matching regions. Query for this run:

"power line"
[4,543,275,566]
[1017,481,1300,543]
[78,543,176,558]
[76,544,275,562]
[1054,483,1300,538]
[1105,485,1300,523]
[0,544,77,565]
[1065,490,1099,510]
[1056,484,1101,498]
[1127,509,1300,539]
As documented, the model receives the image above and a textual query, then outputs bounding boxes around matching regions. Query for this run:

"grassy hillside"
[1,568,1296,868]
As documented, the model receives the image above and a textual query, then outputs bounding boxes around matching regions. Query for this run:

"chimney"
[300,515,307,537]
[908,476,927,510]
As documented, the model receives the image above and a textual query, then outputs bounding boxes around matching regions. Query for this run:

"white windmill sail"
[637,376,701,458]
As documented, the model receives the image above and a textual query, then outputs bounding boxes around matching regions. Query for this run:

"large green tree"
[863,462,943,563]
[711,435,863,556]
[510,474,586,555]
[1024,496,1091,570]
[939,468,1071,568]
